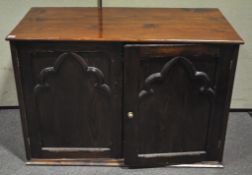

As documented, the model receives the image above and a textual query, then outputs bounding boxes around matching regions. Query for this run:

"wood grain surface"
[6,7,243,43]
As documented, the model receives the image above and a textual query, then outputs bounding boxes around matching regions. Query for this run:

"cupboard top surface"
[6,7,243,44]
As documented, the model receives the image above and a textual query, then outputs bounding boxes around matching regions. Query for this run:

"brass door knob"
[127,112,134,119]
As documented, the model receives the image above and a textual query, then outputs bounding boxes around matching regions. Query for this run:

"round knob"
[127,112,134,119]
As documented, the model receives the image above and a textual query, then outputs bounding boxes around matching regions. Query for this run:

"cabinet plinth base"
[26,159,223,168]
[26,158,124,166]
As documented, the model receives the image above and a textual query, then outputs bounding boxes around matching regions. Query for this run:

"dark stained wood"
[122,43,241,167]
[7,7,243,168]
[138,151,206,158]
[218,46,240,161]
[41,147,111,159]
[10,42,32,160]
[124,44,216,167]
[6,7,243,44]
[14,41,123,159]
[205,45,240,161]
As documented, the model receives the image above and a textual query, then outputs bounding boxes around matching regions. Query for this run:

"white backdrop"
[0,0,251,108]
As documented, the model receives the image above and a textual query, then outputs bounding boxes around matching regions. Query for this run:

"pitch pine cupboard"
[6,8,243,167]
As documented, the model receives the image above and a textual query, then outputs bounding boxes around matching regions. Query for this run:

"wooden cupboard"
[6,7,243,167]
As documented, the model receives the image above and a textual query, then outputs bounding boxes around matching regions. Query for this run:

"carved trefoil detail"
[138,56,215,100]
[34,52,111,95]
[32,52,112,147]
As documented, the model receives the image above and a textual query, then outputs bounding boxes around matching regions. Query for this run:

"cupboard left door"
[11,42,123,161]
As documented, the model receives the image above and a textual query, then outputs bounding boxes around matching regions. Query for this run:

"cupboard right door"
[123,44,237,167]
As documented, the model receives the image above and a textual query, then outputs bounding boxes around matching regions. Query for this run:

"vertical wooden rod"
[98,0,102,8]
[97,0,103,38]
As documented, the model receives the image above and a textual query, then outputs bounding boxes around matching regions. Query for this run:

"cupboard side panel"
[206,45,240,161]
[10,42,32,160]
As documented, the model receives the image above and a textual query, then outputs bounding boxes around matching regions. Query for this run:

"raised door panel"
[17,42,122,159]
[124,44,219,167]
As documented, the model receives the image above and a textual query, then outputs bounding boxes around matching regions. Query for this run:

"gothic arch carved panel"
[33,52,112,149]
[137,56,215,155]
[139,56,215,100]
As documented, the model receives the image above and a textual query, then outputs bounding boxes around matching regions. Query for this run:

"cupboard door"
[17,42,122,159]
[124,44,219,167]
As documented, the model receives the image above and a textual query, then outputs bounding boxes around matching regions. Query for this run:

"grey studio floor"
[0,109,251,175]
